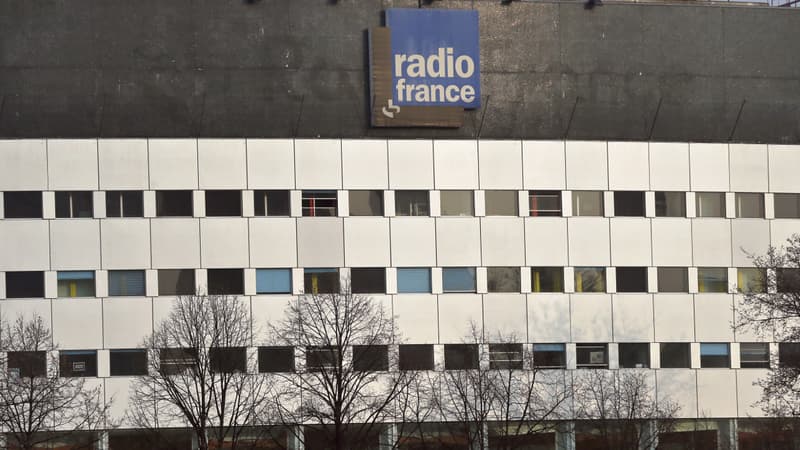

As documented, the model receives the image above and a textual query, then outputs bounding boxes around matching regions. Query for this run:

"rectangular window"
[614,191,645,217]
[207,269,244,295]
[59,350,97,377]
[157,269,195,296]
[444,344,479,370]
[302,190,337,217]
[529,191,562,217]
[700,343,730,368]
[736,193,764,218]
[655,192,686,217]
[109,349,147,376]
[488,343,523,370]
[576,343,608,369]
[619,343,650,368]
[156,190,193,217]
[105,191,144,218]
[210,347,247,373]
[397,268,431,294]
[533,344,566,368]
[485,190,518,216]
[256,269,292,294]
[572,191,604,217]
[304,268,339,294]
[353,345,389,372]
[487,267,520,293]
[7,351,47,378]
[159,348,197,375]
[657,267,688,293]
[738,268,766,294]
[351,268,386,294]
[306,347,339,371]
[5,271,45,298]
[349,190,384,216]
[778,343,800,368]
[531,267,564,293]
[740,343,770,369]
[258,347,295,373]
[205,190,242,217]
[440,190,474,216]
[660,343,690,368]
[698,267,728,293]
[254,190,290,216]
[777,268,800,293]
[696,192,726,218]
[108,270,146,297]
[395,190,430,216]
[57,271,95,298]
[774,193,800,219]
[3,191,43,218]
[399,344,434,371]
[616,267,648,293]
[574,267,606,293]
[442,267,476,293]
[55,191,93,218]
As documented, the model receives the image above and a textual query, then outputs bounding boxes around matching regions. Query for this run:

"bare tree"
[0,314,111,450]
[573,369,679,450]
[270,285,414,450]
[127,294,278,450]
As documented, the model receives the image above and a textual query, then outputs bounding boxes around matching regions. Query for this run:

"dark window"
[353,345,389,372]
[5,271,44,298]
[574,267,605,293]
[736,193,764,218]
[572,191,604,216]
[442,267,476,293]
[158,269,195,296]
[109,349,147,376]
[351,268,386,294]
[3,191,42,218]
[440,190,474,216]
[576,343,608,369]
[531,267,564,293]
[349,190,384,216]
[529,191,562,217]
[108,270,146,297]
[205,190,242,217]
[306,347,339,371]
[774,193,800,219]
[696,192,725,218]
[485,190,518,216]
[740,343,770,369]
[444,344,479,370]
[258,347,295,373]
[777,268,800,293]
[738,268,767,294]
[209,347,247,373]
[395,191,429,216]
[159,348,198,375]
[658,267,688,293]
[57,271,95,297]
[254,190,290,216]
[105,191,143,218]
[488,343,523,370]
[487,267,520,293]
[778,343,800,368]
[55,191,93,218]
[614,191,645,217]
[207,269,244,295]
[8,351,46,378]
[156,190,193,217]
[619,343,650,368]
[304,268,339,294]
[660,343,691,368]
[399,345,434,371]
[698,267,728,293]
[59,350,97,377]
[655,192,686,217]
[616,267,648,293]
[533,344,566,368]
[302,190,337,217]
[700,343,729,368]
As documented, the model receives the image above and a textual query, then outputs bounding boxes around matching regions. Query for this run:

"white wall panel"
[341,140,388,189]
[251,296,294,345]
[248,218,297,268]
[649,142,690,190]
[52,299,103,349]
[657,370,698,418]
[768,144,800,192]
[478,140,522,189]
[344,217,390,267]
[0,299,51,327]
[565,141,607,190]
[689,143,729,191]
[697,370,738,417]
[729,144,768,192]
[524,218,568,266]
[694,295,734,341]
[483,294,527,340]
[691,220,732,266]
[651,219,693,266]
[522,140,565,189]
[148,139,198,189]
[610,219,652,266]
[0,220,50,270]
[387,140,434,189]
[438,294,482,343]
[737,370,768,417]
[435,218,481,266]
[150,218,201,269]
[105,378,135,425]
[528,294,571,342]
[653,294,695,341]
[246,139,295,189]
[103,298,152,348]
[200,218,249,268]
[197,139,247,189]
[567,218,610,266]
[50,220,101,270]
[608,142,649,190]
[0,140,48,190]
[770,220,800,248]
[100,219,151,269]
[394,294,439,344]
[98,139,149,190]
[296,218,344,267]
[571,294,612,342]
[433,140,479,189]
[47,139,98,190]
[731,220,770,267]
[480,217,525,266]
[612,294,654,342]
[294,139,342,189]
[390,218,437,267]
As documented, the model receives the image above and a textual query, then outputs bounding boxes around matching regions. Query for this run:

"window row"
[5,190,800,219]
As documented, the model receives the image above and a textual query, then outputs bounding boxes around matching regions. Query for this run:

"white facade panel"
[609,218,652,266]
[524,218,569,266]
[50,220,101,270]
[528,294,571,342]
[343,217,391,267]
[689,143,729,191]
[567,218,610,266]
[522,140,565,189]
[47,139,98,190]
[694,295,734,342]
[653,294,695,342]
[103,298,153,348]
[147,139,198,189]
[294,139,342,189]
[100,219,151,269]
[197,139,247,189]
[0,220,50,270]
[341,139,388,189]
[98,139,149,190]
[691,220,732,266]
[731,220,770,267]
[150,218,201,269]
[200,218,250,268]
[649,142,690,190]
[52,299,103,349]
[612,294,654,342]
[390,218,437,267]
[483,294,527,340]
[435,218,481,267]
[651,219,693,266]
[248,218,298,268]
[0,139,48,190]
[697,370,738,418]
[729,144,768,192]
[438,294,482,343]
[768,144,800,192]
[565,141,607,190]
[246,139,295,189]
[387,140,434,189]
[657,370,698,418]
[433,140,479,189]
[477,140,522,189]
[394,294,439,344]
[608,141,649,190]
[571,294,612,342]
[296,218,344,267]
[480,217,525,267]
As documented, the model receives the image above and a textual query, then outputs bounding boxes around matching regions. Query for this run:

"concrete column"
[381,423,397,449]
[556,421,576,450]
[97,430,109,450]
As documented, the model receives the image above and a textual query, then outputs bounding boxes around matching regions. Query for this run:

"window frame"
[399,344,435,371]
[304,268,340,294]
[488,343,524,370]
[657,267,688,293]
[613,191,645,217]
[3,191,43,219]
[618,343,651,368]
[442,267,477,294]
[660,343,691,369]
[575,343,608,369]
[485,190,519,216]
[486,267,521,293]
[254,190,291,217]
[256,268,293,294]
[105,190,144,218]
[532,343,566,369]
[57,271,96,298]
[350,268,386,294]
[572,191,604,217]
[59,350,98,378]
[697,267,729,294]
[5,271,45,299]
[695,192,726,218]
[352,345,389,372]
[55,191,94,218]
[155,190,194,217]
[157,269,196,296]
[209,347,248,373]
[207,268,245,296]
[258,346,295,373]
[440,190,474,217]
[109,349,148,376]
[396,268,432,294]
[108,270,146,297]
[204,190,243,217]
[7,351,47,378]
[444,344,479,370]
[394,190,430,217]
[739,343,770,369]
[774,193,800,219]
[699,343,730,368]
[735,192,765,219]
[348,190,384,216]
[574,267,606,293]
[301,190,337,217]
[654,191,686,217]
[528,190,562,217]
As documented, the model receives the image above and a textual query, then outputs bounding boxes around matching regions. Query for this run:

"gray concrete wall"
[0,0,798,142]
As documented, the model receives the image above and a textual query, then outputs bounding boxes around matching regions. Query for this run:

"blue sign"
[386,9,480,109]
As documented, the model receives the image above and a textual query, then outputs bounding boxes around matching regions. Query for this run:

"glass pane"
[488,343,523,369]
[533,344,566,368]
[207,269,244,295]
[576,344,607,368]
[352,345,389,371]
[348,190,383,216]
[158,269,195,296]
[108,270,146,296]
[655,191,685,217]
[254,190,290,216]
[736,193,764,218]
[486,267,520,293]
[205,190,242,217]
[658,267,688,292]
[442,268,476,293]
[258,347,295,373]
[738,268,766,294]
[351,268,386,294]
[619,343,650,368]
[740,343,769,369]
[395,191,429,216]
[109,349,147,376]
[60,351,98,377]
[614,191,645,217]
[399,344,434,371]
[529,191,562,217]
[660,343,690,368]
[397,268,431,293]
[574,267,605,293]
[696,192,725,217]
[304,268,339,294]
[440,190,474,216]
[256,269,292,294]
[698,267,728,293]
[777,268,800,293]
[531,267,563,292]
[444,344,479,370]
[572,191,604,216]
[156,190,193,217]
[615,267,648,292]
[57,271,95,297]
[5,271,45,298]
[774,193,800,219]
[3,191,43,219]
[485,190,517,216]
[302,191,337,217]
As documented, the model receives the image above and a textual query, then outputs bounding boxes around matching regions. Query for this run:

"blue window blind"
[442,268,476,293]
[397,268,431,293]
[57,271,94,280]
[108,270,146,296]
[533,344,565,352]
[256,269,292,294]
[700,343,729,356]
